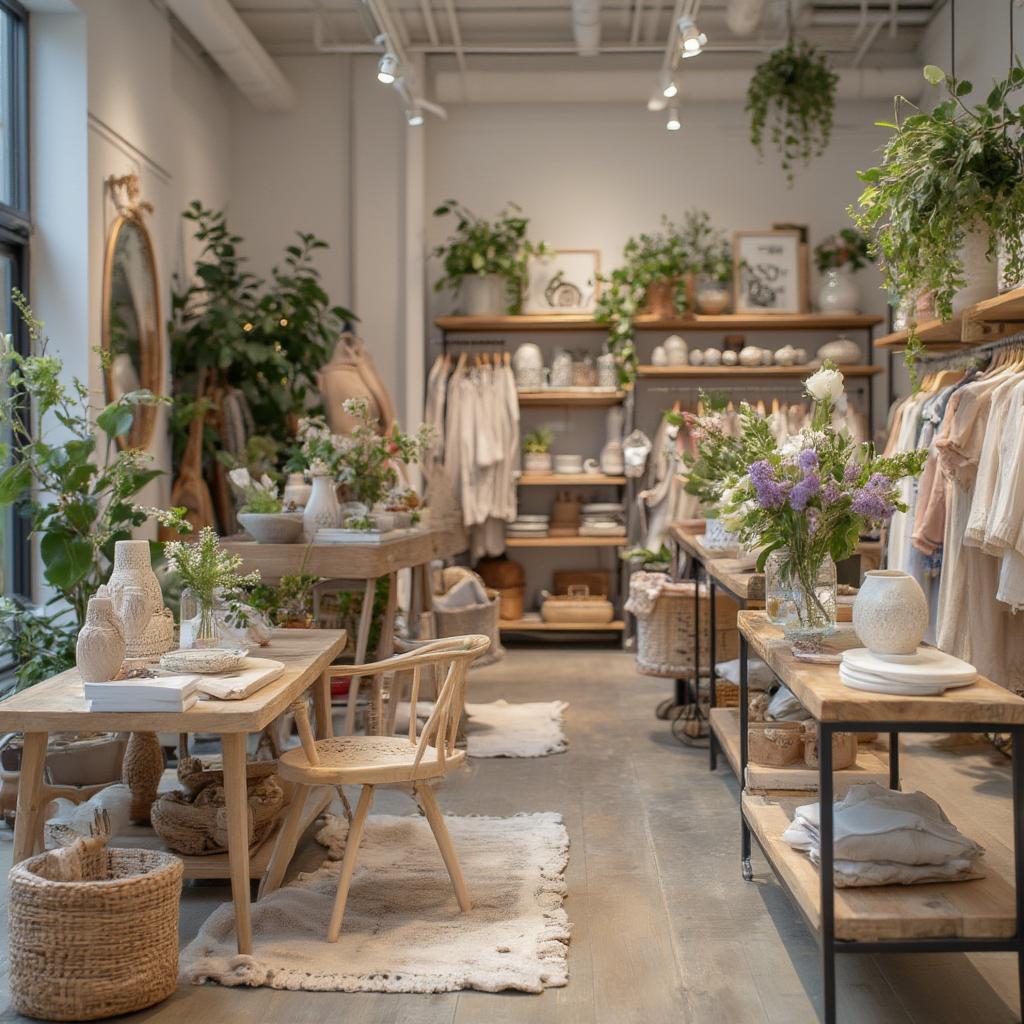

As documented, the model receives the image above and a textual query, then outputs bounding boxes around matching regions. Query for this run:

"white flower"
[805,367,844,403]
[780,434,803,458]
[257,474,276,493]
[228,467,252,490]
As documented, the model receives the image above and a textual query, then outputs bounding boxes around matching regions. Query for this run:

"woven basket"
[9,836,182,1021]
[541,585,614,624]
[434,590,504,665]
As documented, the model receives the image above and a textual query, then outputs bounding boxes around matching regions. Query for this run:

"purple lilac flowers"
[850,473,895,521]
[843,462,861,483]
[822,481,842,504]
[749,460,787,510]
[789,473,820,511]
[797,448,818,473]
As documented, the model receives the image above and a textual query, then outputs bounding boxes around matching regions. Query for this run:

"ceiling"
[228,0,942,68]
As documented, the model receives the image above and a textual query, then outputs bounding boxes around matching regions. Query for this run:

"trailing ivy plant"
[746,38,838,184]
[851,62,1024,371]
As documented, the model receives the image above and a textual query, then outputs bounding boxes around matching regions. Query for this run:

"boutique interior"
[3,1,1024,1022]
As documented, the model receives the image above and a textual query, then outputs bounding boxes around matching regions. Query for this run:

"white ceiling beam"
[630,0,646,45]
[572,0,602,55]
[442,0,467,71]
[419,0,441,46]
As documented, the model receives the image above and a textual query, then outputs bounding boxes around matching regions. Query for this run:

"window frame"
[0,0,29,236]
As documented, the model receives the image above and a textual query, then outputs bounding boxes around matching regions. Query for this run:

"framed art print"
[733,230,808,314]
[523,249,601,315]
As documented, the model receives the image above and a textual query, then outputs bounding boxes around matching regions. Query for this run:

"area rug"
[182,811,570,993]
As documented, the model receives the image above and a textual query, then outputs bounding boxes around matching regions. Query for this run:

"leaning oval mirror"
[101,204,162,450]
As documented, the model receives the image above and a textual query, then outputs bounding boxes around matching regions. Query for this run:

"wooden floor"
[0,646,1021,1023]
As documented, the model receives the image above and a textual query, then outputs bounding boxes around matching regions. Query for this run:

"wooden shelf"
[968,285,1024,324]
[874,316,965,350]
[518,473,626,486]
[874,286,1024,349]
[506,535,626,548]
[518,389,625,407]
[743,791,1017,941]
[436,313,882,333]
[499,618,625,632]
[638,364,881,380]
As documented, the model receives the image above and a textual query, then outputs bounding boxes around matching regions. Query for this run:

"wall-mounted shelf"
[518,389,626,407]
[499,619,625,632]
[874,285,1024,349]
[518,473,626,486]
[505,536,625,548]
[437,313,883,333]
[637,364,881,380]
[874,316,965,350]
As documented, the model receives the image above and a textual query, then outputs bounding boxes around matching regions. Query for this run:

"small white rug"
[465,700,570,758]
[182,812,570,993]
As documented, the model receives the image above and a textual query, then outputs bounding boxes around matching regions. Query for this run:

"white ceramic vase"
[852,570,929,656]
[304,471,342,540]
[106,540,174,659]
[76,596,125,683]
[817,267,860,315]
[952,223,999,313]
[461,274,508,316]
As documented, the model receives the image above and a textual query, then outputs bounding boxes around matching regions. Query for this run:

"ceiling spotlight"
[659,69,678,98]
[677,16,707,58]
[377,51,399,84]
[666,107,681,131]
[405,106,425,127]
[647,92,668,112]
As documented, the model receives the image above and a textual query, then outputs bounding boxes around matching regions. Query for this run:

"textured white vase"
[817,267,860,315]
[952,223,999,313]
[852,570,929,656]
[304,472,342,540]
[76,596,125,683]
[106,540,174,659]
[461,274,507,316]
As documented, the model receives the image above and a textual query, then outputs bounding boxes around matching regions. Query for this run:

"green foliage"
[813,227,874,273]
[669,395,748,511]
[164,526,260,607]
[594,211,731,383]
[169,202,356,472]
[746,38,838,184]
[850,63,1024,355]
[523,427,554,454]
[619,545,672,570]
[432,200,551,314]
[0,292,188,687]
[238,490,282,515]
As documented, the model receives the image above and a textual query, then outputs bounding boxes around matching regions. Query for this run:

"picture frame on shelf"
[733,230,808,314]
[523,249,601,315]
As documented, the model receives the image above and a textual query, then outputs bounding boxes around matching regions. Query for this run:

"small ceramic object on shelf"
[572,355,597,387]
[703,347,722,366]
[76,596,125,683]
[105,540,174,660]
[663,334,688,365]
[554,454,584,474]
[760,348,774,366]
[600,407,625,475]
[816,266,860,315]
[303,465,343,540]
[371,510,397,531]
[695,277,731,314]
[817,335,862,365]
[689,349,705,366]
[461,273,506,316]
[721,350,739,366]
[852,569,929,655]
[523,451,553,473]
[282,472,312,508]
[793,347,808,364]
[160,647,247,675]
[738,345,763,367]
[237,512,303,544]
[596,352,617,388]
[550,349,573,388]
[651,345,668,366]
[774,344,797,366]
[512,342,544,388]
[583,458,601,474]
[839,647,977,696]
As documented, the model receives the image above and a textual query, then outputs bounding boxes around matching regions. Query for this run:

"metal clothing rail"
[916,331,1024,367]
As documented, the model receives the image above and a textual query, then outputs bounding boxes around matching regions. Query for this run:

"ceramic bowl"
[238,512,303,544]
[554,455,584,474]
[160,647,248,675]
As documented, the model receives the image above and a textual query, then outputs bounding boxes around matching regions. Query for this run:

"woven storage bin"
[714,681,740,708]
[541,585,614,624]
[434,589,504,665]
[9,835,182,1021]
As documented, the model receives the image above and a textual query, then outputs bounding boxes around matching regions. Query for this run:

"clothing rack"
[916,331,1024,368]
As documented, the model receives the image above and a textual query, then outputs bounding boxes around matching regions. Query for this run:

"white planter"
[816,267,860,315]
[76,596,125,683]
[238,512,303,544]
[952,224,998,313]
[852,569,929,656]
[523,452,553,473]
[303,473,342,540]
[461,274,508,316]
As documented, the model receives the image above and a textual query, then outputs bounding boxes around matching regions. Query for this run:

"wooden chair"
[258,634,490,943]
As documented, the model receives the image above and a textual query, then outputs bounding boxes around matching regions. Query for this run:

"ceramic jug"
[106,540,174,659]
[304,469,342,540]
[76,596,125,683]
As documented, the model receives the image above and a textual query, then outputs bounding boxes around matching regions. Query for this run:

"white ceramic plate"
[160,648,248,675]
[582,503,625,514]
[842,647,977,684]
[838,664,975,696]
[514,515,551,524]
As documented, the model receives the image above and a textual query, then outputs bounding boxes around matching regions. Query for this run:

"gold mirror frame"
[100,174,163,451]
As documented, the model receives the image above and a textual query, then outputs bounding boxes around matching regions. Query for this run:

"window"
[0,0,29,606]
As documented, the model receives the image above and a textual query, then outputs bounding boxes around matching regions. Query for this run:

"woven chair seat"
[278,735,464,784]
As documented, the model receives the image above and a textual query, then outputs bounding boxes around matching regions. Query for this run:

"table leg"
[693,562,701,711]
[888,732,900,791]
[418,561,435,639]
[344,578,378,735]
[372,572,399,735]
[315,669,333,741]
[709,579,718,771]
[739,637,751,881]
[819,723,837,1024]
[221,733,253,955]
[13,731,48,864]
[1013,727,1024,1018]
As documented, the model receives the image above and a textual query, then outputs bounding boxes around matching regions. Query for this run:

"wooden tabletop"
[222,522,467,582]
[668,525,765,602]
[0,630,347,734]
[737,611,1024,725]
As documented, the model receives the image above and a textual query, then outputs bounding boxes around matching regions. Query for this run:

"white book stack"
[85,675,201,713]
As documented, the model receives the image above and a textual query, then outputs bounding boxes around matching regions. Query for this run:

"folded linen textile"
[766,684,812,722]
[433,573,490,611]
[826,857,983,888]
[782,783,984,882]
[624,571,672,618]
[715,657,775,692]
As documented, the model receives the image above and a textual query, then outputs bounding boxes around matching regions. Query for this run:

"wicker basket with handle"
[8,835,182,1021]
[540,584,615,624]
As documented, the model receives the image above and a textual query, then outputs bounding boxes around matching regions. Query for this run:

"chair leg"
[415,782,472,912]
[259,784,313,900]
[328,784,374,943]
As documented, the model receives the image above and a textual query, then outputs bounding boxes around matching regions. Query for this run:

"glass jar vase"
[764,549,837,640]
[179,587,221,649]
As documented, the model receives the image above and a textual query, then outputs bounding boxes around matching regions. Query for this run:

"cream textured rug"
[182,812,570,993]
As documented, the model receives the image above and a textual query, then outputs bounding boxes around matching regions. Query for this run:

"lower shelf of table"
[742,792,1017,942]
[108,785,334,880]
[500,619,625,632]
[710,707,890,793]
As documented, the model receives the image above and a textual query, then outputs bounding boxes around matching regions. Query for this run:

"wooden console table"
[0,629,346,956]
[736,611,1024,1024]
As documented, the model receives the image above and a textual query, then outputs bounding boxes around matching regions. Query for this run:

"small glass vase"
[765,549,837,641]
[179,587,221,649]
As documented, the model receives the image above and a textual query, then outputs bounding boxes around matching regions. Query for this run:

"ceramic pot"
[523,451,552,473]
[282,472,312,508]
[597,353,617,388]
[76,596,125,683]
[303,472,342,540]
[852,569,928,656]
[695,276,731,314]
[550,350,573,388]
[238,512,303,544]
[816,267,860,315]
[512,342,544,388]
[817,335,862,365]
[106,540,173,659]
[951,222,998,313]
[651,345,668,366]
[642,277,686,317]
[461,273,508,316]
[663,334,688,365]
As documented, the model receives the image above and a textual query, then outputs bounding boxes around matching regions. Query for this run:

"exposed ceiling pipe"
[630,0,646,46]
[418,0,440,47]
[724,0,766,37]
[164,0,295,112]
[441,0,467,72]
[572,0,602,56]
[853,17,884,67]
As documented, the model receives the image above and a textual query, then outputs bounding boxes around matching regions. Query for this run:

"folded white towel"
[714,657,776,692]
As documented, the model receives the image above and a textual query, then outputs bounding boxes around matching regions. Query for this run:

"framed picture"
[733,230,808,314]
[523,249,601,315]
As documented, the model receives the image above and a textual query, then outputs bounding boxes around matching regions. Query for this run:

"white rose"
[805,367,844,403]
[228,467,252,490]
[780,434,803,458]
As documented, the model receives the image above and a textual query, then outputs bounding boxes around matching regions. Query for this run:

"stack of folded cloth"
[578,502,626,538]
[783,782,985,887]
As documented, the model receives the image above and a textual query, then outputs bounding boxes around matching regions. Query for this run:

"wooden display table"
[736,611,1024,1024]
[0,629,346,957]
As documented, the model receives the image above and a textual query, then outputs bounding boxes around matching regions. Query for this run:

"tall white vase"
[852,570,929,656]
[106,540,173,659]
[461,274,508,316]
[952,223,999,313]
[76,596,125,683]
[816,267,860,315]
[303,472,342,540]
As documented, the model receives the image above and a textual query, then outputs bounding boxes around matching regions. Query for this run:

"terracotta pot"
[641,275,693,318]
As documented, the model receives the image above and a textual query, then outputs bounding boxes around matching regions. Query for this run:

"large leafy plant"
[432,200,550,314]
[747,38,838,184]
[0,293,187,689]
[851,63,1024,361]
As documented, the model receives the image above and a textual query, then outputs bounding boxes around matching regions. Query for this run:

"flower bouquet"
[714,366,926,638]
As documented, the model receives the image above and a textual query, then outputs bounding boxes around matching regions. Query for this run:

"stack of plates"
[579,502,626,538]
[508,514,550,539]
[838,647,978,696]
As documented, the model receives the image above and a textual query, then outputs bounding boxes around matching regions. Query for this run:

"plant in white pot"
[229,468,302,544]
[523,428,555,474]
[813,227,874,314]
[432,200,551,315]
[852,62,1024,366]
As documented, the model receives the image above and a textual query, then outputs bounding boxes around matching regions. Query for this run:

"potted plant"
[851,62,1024,363]
[228,467,302,544]
[523,428,555,473]
[432,200,551,315]
[691,215,733,314]
[813,227,874,315]
[746,36,838,184]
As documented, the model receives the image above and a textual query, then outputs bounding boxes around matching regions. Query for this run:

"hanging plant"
[746,38,839,183]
